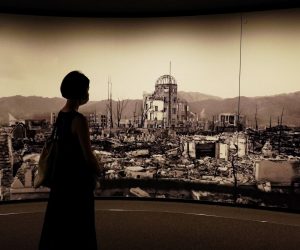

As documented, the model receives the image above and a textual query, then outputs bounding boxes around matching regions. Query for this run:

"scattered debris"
[257,181,272,192]
[130,187,151,198]
[2,125,300,209]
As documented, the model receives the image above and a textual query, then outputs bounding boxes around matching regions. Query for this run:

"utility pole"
[110,79,113,129]
[280,107,284,126]
[237,14,243,133]
[168,61,172,128]
[255,104,258,130]
[107,79,110,129]
[232,13,244,203]
[107,77,113,135]
[278,107,284,154]
[134,102,137,128]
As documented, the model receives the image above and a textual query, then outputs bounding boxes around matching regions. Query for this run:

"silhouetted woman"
[39,71,102,250]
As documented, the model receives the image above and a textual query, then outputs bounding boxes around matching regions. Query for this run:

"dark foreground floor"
[1,199,300,250]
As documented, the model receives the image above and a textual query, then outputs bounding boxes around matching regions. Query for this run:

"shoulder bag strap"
[51,112,62,141]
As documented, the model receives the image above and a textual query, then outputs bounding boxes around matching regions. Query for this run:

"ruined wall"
[216,143,229,161]
[255,160,300,185]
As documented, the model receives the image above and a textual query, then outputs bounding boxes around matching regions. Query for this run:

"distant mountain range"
[177,91,221,102]
[1,91,299,127]
[188,91,300,127]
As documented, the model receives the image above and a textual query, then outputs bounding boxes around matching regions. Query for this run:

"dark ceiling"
[0,0,299,17]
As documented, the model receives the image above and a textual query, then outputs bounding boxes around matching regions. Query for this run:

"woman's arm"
[72,114,103,175]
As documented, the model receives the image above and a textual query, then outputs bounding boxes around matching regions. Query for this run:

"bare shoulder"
[71,113,88,133]
[73,112,86,122]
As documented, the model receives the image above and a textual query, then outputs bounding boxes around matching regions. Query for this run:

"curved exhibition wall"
[0,9,300,211]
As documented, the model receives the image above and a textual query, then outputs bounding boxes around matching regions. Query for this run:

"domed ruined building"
[143,74,189,129]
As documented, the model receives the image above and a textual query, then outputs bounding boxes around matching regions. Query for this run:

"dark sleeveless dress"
[39,111,98,250]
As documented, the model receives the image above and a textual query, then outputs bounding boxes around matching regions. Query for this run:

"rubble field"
[4,129,300,209]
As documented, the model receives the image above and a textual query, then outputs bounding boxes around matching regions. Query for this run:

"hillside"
[188,91,300,127]
[0,95,143,124]
[0,91,299,127]
[177,91,221,102]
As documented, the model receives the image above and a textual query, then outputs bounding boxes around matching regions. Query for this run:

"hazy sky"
[0,9,300,101]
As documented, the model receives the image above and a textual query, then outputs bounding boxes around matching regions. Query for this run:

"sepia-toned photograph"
[1,2,300,249]
[0,9,300,211]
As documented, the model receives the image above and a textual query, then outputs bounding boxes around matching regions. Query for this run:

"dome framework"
[155,75,177,86]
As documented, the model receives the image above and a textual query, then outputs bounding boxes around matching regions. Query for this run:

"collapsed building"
[143,74,192,129]
[9,114,48,142]
[183,133,248,160]
[215,113,245,132]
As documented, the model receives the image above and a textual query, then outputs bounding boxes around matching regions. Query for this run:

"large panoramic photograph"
[0,9,300,210]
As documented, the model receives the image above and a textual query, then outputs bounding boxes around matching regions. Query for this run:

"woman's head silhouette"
[60,71,89,103]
